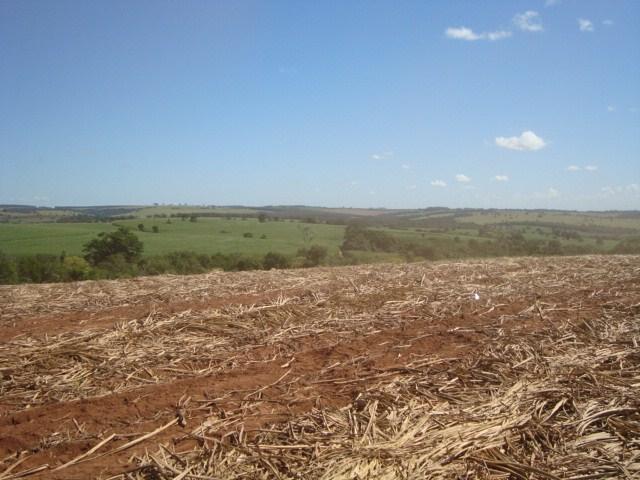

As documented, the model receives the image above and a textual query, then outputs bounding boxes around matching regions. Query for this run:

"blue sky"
[1,0,638,210]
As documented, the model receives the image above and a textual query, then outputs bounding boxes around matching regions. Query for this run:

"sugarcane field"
[1,255,638,479]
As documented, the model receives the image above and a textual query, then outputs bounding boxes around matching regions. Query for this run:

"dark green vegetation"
[1,204,639,283]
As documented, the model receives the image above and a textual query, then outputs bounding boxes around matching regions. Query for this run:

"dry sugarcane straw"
[1,255,638,479]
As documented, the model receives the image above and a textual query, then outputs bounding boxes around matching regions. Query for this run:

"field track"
[0,256,638,479]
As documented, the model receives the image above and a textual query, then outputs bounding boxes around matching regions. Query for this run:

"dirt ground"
[0,256,638,479]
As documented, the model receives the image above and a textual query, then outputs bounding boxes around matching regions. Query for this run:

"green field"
[1,205,638,263]
[0,218,345,258]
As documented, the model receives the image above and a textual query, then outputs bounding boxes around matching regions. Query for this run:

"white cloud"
[585,165,598,172]
[446,27,481,41]
[455,174,471,183]
[371,151,394,160]
[401,164,410,170]
[445,27,512,42]
[578,18,594,32]
[495,130,546,151]
[514,11,543,32]
[430,180,447,187]
[495,175,509,181]
[603,19,614,27]
[607,105,615,112]
[545,0,560,6]
[567,165,581,172]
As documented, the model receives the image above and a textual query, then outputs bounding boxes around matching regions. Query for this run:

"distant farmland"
[0,217,346,257]
[1,206,639,282]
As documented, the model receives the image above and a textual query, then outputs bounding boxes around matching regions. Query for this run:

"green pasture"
[0,218,345,258]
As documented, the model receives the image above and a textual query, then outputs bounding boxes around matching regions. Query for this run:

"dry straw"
[1,255,638,479]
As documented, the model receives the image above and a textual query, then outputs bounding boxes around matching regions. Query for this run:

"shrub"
[63,256,92,281]
[612,237,640,254]
[138,223,145,231]
[298,244,328,267]
[17,254,64,283]
[243,232,253,238]
[263,252,289,270]
[341,225,398,252]
[152,226,159,233]
[0,251,17,284]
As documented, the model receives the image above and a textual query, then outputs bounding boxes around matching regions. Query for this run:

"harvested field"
[0,255,638,479]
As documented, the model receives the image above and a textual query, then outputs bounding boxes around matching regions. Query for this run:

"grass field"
[0,218,345,257]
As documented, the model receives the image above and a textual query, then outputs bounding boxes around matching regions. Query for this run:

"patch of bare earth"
[0,256,638,479]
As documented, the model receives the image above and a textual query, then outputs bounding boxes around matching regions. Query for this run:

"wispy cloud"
[578,18,594,32]
[603,19,614,27]
[495,130,546,151]
[535,187,560,199]
[601,184,640,197]
[401,164,410,170]
[607,105,616,112]
[494,175,509,182]
[370,151,394,160]
[545,0,561,7]
[567,165,598,172]
[406,184,417,190]
[455,174,471,183]
[514,11,543,32]
[431,180,447,187]
[486,30,512,41]
[445,27,511,42]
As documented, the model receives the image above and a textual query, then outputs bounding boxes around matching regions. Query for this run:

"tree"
[137,223,145,232]
[190,216,197,222]
[258,213,267,223]
[83,227,143,266]
[152,226,159,233]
